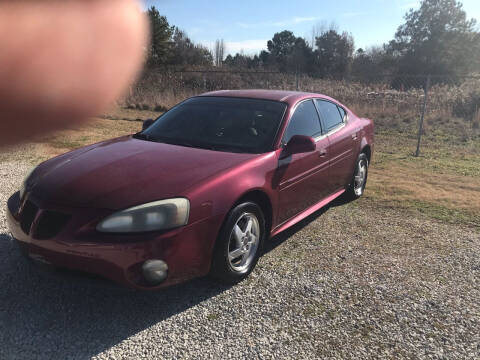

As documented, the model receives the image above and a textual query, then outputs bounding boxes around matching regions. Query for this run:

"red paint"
[6,90,374,289]
[270,188,345,237]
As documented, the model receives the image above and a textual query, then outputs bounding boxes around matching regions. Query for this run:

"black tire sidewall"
[211,202,265,283]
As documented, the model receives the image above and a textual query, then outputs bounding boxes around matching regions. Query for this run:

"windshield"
[138,97,287,153]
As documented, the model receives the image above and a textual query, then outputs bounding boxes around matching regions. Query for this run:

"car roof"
[198,89,333,106]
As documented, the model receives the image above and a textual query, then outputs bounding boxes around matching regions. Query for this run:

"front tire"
[346,153,369,200]
[210,202,265,284]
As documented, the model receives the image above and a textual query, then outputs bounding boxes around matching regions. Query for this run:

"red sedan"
[7,90,374,289]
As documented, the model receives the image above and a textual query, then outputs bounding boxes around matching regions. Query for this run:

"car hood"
[31,136,257,209]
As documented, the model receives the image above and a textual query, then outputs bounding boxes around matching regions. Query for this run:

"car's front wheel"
[210,202,265,283]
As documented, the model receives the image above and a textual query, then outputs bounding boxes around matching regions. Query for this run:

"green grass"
[403,199,479,226]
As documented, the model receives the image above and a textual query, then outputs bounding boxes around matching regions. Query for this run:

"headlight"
[96,198,190,233]
[19,167,36,200]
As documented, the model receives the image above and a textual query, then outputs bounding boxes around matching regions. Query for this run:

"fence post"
[295,67,299,91]
[415,75,431,157]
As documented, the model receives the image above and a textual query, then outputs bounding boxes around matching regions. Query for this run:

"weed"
[207,313,219,321]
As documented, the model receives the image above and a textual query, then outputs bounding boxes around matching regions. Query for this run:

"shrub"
[452,79,480,121]
[154,104,168,112]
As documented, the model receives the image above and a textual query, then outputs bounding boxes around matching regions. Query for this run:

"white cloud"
[290,16,318,24]
[237,16,318,29]
[201,39,268,56]
[225,39,268,54]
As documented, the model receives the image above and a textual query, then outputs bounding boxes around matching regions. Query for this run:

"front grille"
[20,200,39,234]
[34,210,71,240]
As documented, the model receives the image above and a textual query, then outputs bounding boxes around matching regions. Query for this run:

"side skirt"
[270,189,345,238]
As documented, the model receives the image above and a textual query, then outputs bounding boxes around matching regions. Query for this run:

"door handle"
[318,149,327,157]
[352,133,358,140]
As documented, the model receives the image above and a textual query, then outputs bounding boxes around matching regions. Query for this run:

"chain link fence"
[126,69,480,154]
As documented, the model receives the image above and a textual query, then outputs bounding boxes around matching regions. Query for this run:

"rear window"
[315,100,344,131]
[337,106,347,122]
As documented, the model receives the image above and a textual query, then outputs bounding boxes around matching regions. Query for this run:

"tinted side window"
[283,100,321,143]
[315,100,344,131]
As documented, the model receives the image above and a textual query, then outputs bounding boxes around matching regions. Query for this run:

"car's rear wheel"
[346,153,369,200]
[210,202,265,283]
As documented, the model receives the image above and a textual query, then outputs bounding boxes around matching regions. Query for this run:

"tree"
[170,28,191,65]
[389,0,480,75]
[309,21,338,49]
[214,39,226,67]
[146,6,173,66]
[314,30,354,79]
[267,30,297,58]
[290,37,314,73]
[267,31,314,72]
[223,52,249,68]
[258,50,271,66]
[351,46,397,81]
[223,54,234,67]
[267,30,297,70]
[170,27,213,66]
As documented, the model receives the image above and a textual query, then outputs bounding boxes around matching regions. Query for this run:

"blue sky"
[142,0,480,55]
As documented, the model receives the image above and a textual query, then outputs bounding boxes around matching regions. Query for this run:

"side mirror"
[284,135,316,155]
[142,119,154,131]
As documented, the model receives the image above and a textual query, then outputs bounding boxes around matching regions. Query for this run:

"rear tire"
[345,153,369,200]
[210,202,265,284]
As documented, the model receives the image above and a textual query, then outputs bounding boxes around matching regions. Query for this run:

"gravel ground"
[1,161,479,359]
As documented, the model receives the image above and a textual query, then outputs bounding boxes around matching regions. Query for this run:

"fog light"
[142,259,168,285]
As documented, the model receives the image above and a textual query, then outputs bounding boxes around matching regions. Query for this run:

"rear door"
[314,99,358,191]
[276,99,330,224]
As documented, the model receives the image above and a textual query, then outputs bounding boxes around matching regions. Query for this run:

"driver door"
[276,99,330,224]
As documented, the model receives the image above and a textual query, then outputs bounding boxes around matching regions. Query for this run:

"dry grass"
[0,117,142,164]
[367,165,480,225]
[125,70,480,128]
[101,106,163,122]
[366,130,480,226]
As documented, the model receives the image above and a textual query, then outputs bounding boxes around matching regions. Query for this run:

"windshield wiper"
[175,141,217,151]
[155,137,215,150]
[133,132,151,141]
[133,134,246,152]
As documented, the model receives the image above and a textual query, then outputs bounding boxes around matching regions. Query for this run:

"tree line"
[146,0,480,79]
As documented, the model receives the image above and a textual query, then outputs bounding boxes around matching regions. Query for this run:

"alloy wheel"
[354,158,368,196]
[227,212,260,273]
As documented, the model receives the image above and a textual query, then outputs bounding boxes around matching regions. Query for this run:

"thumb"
[0,0,148,146]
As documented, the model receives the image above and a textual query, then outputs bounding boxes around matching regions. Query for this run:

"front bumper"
[6,192,219,290]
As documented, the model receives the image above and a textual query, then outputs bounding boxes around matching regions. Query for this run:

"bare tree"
[309,21,337,48]
[214,39,226,67]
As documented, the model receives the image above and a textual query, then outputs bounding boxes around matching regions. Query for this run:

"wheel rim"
[354,159,368,196]
[228,212,260,273]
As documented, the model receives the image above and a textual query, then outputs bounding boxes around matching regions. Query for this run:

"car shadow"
[264,193,353,253]
[0,193,354,359]
[0,232,231,359]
